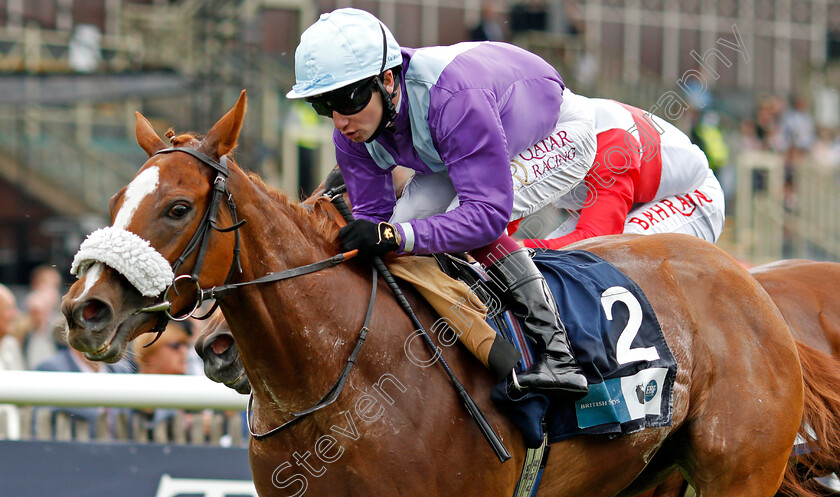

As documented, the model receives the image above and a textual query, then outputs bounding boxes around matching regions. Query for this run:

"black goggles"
[305,77,377,118]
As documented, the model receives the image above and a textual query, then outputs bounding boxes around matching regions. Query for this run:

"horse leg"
[617,440,686,497]
[678,346,801,497]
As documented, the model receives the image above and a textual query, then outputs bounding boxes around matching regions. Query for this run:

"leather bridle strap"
[144,147,245,330]
[200,250,358,301]
[247,266,378,439]
[155,146,230,176]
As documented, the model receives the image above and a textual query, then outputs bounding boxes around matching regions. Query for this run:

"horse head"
[195,311,250,394]
[61,91,247,363]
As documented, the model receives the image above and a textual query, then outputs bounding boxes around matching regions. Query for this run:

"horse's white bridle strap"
[70,227,175,297]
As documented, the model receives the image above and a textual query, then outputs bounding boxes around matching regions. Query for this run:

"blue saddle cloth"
[479,249,677,448]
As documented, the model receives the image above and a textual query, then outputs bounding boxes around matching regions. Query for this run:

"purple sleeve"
[334,131,396,223]
[405,89,513,254]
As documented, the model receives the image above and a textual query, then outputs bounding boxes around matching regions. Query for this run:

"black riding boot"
[486,249,589,399]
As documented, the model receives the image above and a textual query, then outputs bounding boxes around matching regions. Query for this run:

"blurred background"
[0,0,839,284]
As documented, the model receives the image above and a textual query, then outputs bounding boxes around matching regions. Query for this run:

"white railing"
[0,371,249,446]
[0,371,247,410]
[733,151,840,264]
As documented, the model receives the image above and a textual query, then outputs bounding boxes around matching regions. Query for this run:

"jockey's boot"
[486,249,589,399]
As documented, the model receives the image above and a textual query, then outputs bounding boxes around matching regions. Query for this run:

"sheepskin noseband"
[71,226,175,297]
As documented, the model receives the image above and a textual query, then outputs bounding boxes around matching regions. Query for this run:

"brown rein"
[131,150,505,458]
[247,267,378,438]
[133,147,382,436]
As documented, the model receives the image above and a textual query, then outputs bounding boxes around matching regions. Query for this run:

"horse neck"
[220,168,369,411]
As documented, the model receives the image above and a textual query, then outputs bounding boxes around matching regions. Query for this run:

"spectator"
[690,110,730,175]
[738,118,763,152]
[130,322,197,440]
[811,126,840,171]
[779,94,816,156]
[778,94,816,210]
[0,284,25,371]
[23,290,59,370]
[132,322,191,376]
[0,284,24,439]
[23,265,64,369]
[754,95,783,151]
[286,99,325,199]
[29,265,62,308]
[469,1,505,42]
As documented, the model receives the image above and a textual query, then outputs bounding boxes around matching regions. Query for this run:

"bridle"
[135,147,354,329]
[132,146,374,437]
[132,147,242,330]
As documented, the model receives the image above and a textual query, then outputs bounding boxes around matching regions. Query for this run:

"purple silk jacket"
[334,42,565,254]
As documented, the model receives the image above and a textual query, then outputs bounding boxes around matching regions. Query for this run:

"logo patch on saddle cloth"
[484,250,677,448]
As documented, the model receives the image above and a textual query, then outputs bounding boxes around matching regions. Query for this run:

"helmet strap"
[365,72,399,143]
[366,23,399,144]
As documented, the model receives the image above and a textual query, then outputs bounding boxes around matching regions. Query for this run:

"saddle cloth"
[488,249,677,448]
[388,249,677,449]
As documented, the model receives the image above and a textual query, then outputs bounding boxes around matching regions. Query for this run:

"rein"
[128,148,503,455]
[247,267,378,439]
[134,147,377,436]
[134,147,361,322]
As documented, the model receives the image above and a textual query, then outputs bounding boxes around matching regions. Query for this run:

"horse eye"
[168,204,190,219]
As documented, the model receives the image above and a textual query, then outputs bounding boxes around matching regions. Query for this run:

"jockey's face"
[332,70,397,143]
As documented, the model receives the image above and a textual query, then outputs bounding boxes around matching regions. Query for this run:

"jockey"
[513,97,726,249]
[286,8,598,398]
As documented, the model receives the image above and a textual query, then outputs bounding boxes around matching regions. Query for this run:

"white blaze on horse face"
[78,262,104,300]
[114,166,160,231]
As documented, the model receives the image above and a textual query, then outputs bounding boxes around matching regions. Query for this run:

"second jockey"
[286,8,599,398]
[514,96,725,248]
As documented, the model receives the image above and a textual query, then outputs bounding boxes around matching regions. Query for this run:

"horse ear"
[135,112,167,157]
[199,90,247,159]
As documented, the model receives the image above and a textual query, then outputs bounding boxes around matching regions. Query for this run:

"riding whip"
[327,187,511,463]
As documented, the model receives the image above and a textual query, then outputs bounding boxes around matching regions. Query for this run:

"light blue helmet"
[286,8,402,99]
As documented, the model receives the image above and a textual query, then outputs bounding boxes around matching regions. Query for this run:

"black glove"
[339,219,400,258]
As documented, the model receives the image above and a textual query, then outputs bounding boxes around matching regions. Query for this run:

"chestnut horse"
[62,92,840,496]
[195,310,250,395]
[750,260,840,356]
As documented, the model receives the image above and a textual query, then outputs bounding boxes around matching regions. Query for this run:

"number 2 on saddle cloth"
[433,249,678,449]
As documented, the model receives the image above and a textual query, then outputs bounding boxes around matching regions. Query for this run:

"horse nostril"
[210,334,234,356]
[74,298,113,331]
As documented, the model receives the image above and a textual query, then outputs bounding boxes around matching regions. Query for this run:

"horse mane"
[244,170,340,242]
[164,130,339,242]
[166,129,202,148]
